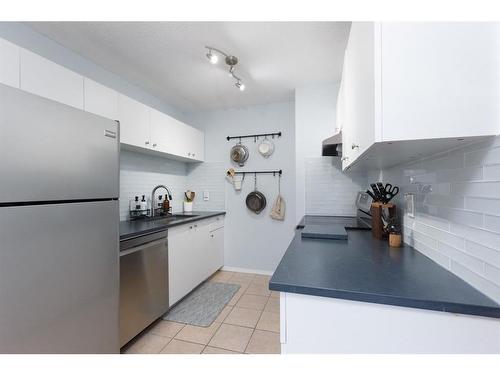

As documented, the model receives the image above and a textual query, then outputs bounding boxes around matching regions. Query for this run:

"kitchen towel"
[270,194,286,221]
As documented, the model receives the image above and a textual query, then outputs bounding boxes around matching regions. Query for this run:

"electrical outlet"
[405,193,415,218]
[203,191,209,201]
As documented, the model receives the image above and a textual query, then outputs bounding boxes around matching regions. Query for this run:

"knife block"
[371,202,396,240]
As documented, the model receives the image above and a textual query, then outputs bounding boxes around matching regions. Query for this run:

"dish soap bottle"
[140,195,147,211]
[130,196,140,211]
[162,196,170,215]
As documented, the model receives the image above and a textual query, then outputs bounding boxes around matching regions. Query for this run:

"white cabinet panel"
[84,78,118,120]
[117,94,150,148]
[150,108,183,155]
[168,216,225,306]
[168,223,197,306]
[20,49,84,109]
[0,38,20,88]
[188,126,205,162]
[209,227,224,276]
[381,22,500,141]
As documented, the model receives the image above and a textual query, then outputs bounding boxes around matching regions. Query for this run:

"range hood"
[322,131,342,157]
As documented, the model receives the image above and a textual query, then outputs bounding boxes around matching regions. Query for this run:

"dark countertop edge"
[119,212,226,241]
[269,282,500,319]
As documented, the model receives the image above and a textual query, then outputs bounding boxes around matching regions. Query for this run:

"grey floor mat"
[163,281,240,327]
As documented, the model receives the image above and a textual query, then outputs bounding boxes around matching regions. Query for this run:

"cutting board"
[301,224,348,240]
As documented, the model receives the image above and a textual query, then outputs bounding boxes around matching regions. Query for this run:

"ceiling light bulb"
[206,51,218,64]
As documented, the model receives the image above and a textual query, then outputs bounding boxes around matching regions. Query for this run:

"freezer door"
[0,83,119,203]
[0,200,119,353]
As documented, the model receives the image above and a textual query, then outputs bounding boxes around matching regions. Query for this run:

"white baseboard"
[221,266,273,276]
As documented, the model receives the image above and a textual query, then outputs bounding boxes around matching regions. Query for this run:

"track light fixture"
[205,46,245,91]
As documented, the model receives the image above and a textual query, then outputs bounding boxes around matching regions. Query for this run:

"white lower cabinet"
[281,293,500,354]
[168,216,224,306]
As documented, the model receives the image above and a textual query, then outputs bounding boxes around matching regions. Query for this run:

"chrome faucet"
[151,185,173,218]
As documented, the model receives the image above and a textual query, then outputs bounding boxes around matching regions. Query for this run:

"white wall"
[383,137,500,303]
[295,83,367,219]
[187,102,296,273]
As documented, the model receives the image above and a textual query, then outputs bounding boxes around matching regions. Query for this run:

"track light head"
[235,81,245,91]
[206,50,218,64]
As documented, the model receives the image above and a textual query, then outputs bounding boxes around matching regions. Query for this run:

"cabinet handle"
[145,141,150,145]
[153,143,157,147]
[351,144,359,150]
[341,156,349,162]
[194,224,198,228]
[189,226,193,229]
[210,234,214,238]
[192,153,195,157]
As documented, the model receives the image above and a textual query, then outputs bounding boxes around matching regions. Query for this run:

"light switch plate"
[203,191,209,201]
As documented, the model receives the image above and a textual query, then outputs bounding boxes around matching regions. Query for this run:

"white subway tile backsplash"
[483,164,500,181]
[484,264,500,287]
[450,261,500,302]
[438,242,484,275]
[464,144,500,167]
[451,181,500,199]
[119,151,225,220]
[484,214,500,233]
[450,223,500,251]
[384,136,500,302]
[465,240,500,270]
[464,197,500,216]
[305,157,367,216]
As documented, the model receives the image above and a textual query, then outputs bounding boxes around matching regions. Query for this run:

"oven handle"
[119,238,167,257]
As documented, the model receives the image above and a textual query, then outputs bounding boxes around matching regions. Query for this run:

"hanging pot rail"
[226,131,282,142]
[228,170,282,177]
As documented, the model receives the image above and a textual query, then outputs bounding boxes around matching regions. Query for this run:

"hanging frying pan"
[246,174,266,214]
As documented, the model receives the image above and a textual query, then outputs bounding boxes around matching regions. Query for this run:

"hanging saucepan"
[230,142,249,167]
[246,174,266,214]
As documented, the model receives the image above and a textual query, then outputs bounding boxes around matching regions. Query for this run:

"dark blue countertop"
[119,211,226,241]
[270,215,500,318]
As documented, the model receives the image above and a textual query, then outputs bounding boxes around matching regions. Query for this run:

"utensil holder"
[371,202,396,240]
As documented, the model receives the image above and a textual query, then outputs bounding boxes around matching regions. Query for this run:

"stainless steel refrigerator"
[0,83,119,353]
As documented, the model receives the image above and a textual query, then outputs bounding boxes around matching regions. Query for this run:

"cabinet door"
[168,223,197,306]
[150,108,184,155]
[84,78,118,120]
[209,227,224,276]
[117,94,150,148]
[381,22,500,141]
[189,126,205,162]
[20,49,84,109]
[0,38,20,88]
[343,22,376,162]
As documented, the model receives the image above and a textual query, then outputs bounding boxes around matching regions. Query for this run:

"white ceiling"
[26,22,350,113]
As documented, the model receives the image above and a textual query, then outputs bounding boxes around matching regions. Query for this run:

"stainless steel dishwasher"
[119,230,169,347]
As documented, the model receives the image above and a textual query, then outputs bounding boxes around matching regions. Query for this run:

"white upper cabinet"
[117,93,151,149]
[339,22,500,170]
[0,37,20,88]
[150,109,204,162]
[84,78,118,120]
[380,22,500,141]
[20,49,84,109]
[150,108,181,155]
[4,38,204,163]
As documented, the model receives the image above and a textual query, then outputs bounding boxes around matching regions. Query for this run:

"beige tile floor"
[122,271,280,354]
